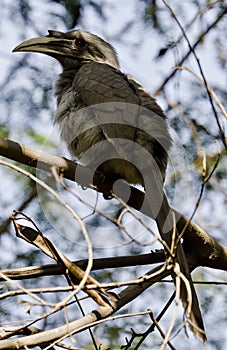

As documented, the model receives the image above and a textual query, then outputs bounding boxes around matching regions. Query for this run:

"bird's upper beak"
[12,35,73,58]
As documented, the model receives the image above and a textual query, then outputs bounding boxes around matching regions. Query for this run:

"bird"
[13,29,206,341]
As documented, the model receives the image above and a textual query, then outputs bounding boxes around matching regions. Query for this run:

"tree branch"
[0,252,165,282]
[0,265,170,350]
[154,5,227,96]
[0,136,226,272]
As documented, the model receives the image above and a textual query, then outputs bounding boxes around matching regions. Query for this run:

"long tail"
[144,168,206,342]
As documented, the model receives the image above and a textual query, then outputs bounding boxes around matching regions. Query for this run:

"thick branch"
[0,252,165,281]
[178,216,227,270]
[0,137,226,272]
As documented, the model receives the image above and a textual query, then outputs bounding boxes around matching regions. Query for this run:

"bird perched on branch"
[13,29,206,341]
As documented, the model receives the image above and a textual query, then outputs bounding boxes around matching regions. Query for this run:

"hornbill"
[13,29,206,341]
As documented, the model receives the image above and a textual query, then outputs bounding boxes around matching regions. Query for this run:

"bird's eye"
[73,38,86,48]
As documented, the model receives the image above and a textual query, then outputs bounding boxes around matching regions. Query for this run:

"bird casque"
[13,29,206,341]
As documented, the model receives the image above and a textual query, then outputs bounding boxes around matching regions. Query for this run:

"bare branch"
[0,137,226,272]
[154,5,227,97]
[175,66,227,120]
[12,214,115,307]
[0,251,165,282]
[0,265,170,350]
[162,0,227,149]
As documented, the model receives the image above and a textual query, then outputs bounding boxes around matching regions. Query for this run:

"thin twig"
[175,66,227,120]
[0,159,94,302]
[0,272,51,307]
[154,5,227,98]
[162,0,227,149]
[149,311,176,350]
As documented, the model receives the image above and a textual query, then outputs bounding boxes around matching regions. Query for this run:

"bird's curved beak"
[12,35,73,58]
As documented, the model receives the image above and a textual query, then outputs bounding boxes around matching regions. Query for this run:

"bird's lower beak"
[12,36,72,57]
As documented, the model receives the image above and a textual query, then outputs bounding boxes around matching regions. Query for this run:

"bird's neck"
[55,66,81,105]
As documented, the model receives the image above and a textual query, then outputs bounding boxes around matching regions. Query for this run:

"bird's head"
[13,29,119,69]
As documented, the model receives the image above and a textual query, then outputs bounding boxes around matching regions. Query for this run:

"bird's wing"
[73,62,142,162]
[73,62,140,105]
[73,62,170,170]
